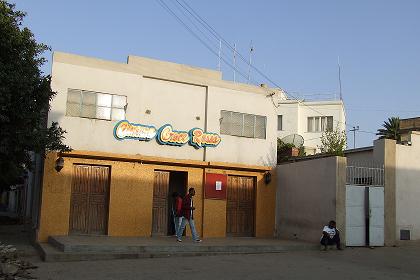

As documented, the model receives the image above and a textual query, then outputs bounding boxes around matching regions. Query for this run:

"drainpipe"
[203,86,209,162]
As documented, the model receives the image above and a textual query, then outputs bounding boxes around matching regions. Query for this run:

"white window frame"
[307,116,333,132]
[66,89,127,121]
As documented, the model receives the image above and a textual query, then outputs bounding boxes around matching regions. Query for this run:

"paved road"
[28,245,420,280]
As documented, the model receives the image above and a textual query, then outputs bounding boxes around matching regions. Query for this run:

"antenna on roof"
[338,56,342,100]
[233,43,237,83]
[217,39,222,71]
[247,40,254,84]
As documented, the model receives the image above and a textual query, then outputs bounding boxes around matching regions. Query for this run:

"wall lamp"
[264,171,272,185]
[55,157,64,172]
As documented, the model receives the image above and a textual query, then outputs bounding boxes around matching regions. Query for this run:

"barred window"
[66,89,127,121]
[220,110,266,139]
[307,116,333,132]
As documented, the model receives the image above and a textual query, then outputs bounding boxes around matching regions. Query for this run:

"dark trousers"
[320,231,341,248]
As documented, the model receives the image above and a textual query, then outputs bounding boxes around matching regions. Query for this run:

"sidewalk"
[38,235,319,262]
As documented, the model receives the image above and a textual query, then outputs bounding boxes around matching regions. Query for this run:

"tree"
[0,1,71,191]
[376,117,401,142]
[319,127,347,156]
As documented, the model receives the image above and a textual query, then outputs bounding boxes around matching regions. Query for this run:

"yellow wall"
[203,168,276,238]
[37,152,275,242]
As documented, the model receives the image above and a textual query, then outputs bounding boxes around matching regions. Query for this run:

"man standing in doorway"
[171,192,183,237]
[177,188,202,243]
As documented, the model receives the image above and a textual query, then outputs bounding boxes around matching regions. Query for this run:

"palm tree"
[377,117,401,142]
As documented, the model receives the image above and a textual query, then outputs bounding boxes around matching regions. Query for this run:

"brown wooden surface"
[152,171,170,236]
[226,176,255,237]
[69,165,110,235]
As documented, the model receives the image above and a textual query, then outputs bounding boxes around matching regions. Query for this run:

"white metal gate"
[346,186,366,246]
[345,164,384,247]
[369,187,385,246]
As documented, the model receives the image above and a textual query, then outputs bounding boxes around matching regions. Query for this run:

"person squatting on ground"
[177,188,202,243]
[320,220,343,250]
[171,192,183,237]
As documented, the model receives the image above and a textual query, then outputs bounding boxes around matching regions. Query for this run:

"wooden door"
[152,171,170,236]
[226,176,255,237]
[69,165,110,235]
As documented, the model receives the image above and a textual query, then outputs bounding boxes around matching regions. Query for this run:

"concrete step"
[38,236,319,262]
[38,243,290,262]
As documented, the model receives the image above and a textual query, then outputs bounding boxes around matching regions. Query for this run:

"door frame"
[152,169,189,236]
[69,164,111,236]
[226,175,256,237]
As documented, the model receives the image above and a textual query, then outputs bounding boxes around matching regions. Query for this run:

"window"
[277,115,283,131]
[307,116,333,132]
[66,89,127,121]
[220,110,266,139]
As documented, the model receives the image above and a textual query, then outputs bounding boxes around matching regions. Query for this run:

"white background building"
[276,98,346,154]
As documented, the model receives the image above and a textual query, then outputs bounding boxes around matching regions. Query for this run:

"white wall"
[276,100,346,153]
[395,132,420,240]
[206,86,277,166]
[49,52,277,166]
[276,101,299,139]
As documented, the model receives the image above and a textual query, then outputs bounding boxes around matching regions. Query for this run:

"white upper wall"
[276,99,346,152]
[395,131,420,240]
[49,52,278,166]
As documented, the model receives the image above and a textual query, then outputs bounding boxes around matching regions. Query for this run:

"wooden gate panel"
[87,166,110,235]
[152,171,170,236]
[226,176,255,237]
[69,165,110,235]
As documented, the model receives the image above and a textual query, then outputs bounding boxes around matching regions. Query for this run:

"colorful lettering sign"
[113,120,221,148]
[157,124,189,146]
[114,120,157,141]
[189,128,221,148]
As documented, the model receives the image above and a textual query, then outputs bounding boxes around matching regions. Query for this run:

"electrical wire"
[157,0,371,135]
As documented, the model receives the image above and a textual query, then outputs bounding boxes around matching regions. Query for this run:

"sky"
[12,0,420,148]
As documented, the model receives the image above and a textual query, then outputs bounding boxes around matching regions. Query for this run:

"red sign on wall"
[205,173,227,200]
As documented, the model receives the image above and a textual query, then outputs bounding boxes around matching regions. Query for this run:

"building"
[32,52,279,242]
[275,130,420,247]
[400,117,420,142]
[346,131,420,243]
[276,96,346,154]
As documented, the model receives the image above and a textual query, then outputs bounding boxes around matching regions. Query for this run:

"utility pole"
[349,126,359,149]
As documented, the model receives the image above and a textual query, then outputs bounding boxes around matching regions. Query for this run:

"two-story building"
[276,96,346,154]
[34,52,279,242]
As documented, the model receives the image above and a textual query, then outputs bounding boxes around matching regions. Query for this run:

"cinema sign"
[114,120,221,149]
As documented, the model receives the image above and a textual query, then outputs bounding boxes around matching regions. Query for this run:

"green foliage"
[0,1,71,191]
[376,117,401,142]
[277,138,305,163]
[319,127,347,156]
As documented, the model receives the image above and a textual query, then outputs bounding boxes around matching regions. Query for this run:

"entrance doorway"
[152,171,187,236]
[69,165,110,235]
[226,176,255,237]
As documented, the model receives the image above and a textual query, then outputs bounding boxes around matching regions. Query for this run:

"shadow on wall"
[275,156,343,243]
[275,155,420,243]
[260,141,277,167]
[37,159,196,241]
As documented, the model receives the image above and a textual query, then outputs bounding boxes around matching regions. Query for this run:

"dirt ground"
[28,245,420,280]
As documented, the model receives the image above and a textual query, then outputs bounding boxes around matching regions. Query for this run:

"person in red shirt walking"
[176,188,201,242]
[171,192,183,237]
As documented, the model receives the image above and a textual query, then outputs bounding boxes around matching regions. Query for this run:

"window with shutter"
[220,110,266,139]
